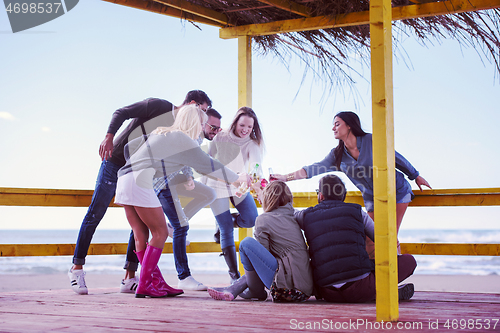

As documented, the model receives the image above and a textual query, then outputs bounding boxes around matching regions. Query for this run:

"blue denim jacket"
[302,134,419,211]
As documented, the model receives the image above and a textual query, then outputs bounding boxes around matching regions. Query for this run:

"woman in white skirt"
[115,104,249,298]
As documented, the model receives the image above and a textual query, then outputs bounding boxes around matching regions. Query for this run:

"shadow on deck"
[1,288,499,332]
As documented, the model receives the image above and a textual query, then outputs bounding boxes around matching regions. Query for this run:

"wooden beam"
[237,36,254,275]
[401,243,500,256]
[220,12,364,38]
[238,36,253,108]
[258,0,312,17]
[0,242,225,257]
[1,242,499,257]
[102,0,226,28]
[0,187,114,207]
[220,0,500,38]
[152,0,230,25]
[371,0,399,320]
[2,187,499,207]
[282,189,500,207]
[412,190,500,206]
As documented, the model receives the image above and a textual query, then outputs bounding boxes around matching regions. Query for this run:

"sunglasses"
[315,189,320,195]
[207,124,221,131]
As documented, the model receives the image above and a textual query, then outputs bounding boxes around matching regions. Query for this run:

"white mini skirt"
[115,170,161,208]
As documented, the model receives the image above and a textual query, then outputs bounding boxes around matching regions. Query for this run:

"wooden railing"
[1,187,499,257]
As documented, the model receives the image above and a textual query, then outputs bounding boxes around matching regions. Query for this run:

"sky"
[1,0,499,231]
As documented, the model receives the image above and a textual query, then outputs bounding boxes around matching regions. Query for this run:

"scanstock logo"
[4,0,79,33]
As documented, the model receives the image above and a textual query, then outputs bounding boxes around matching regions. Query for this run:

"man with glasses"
[203,108,222,140]
[69,90,212,295]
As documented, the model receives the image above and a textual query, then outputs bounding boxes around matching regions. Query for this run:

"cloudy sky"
[1,0,499,230]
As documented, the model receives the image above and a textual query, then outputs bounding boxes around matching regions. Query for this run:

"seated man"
[294,174,417,303]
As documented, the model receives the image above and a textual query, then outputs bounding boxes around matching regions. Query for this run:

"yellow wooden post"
[237,35,254,275]
[238,36,252,108]
[370,0,399,322]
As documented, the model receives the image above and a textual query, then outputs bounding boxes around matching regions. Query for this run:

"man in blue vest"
[295,174,417,302]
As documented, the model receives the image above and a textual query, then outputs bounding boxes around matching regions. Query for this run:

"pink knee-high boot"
[135,245,169,298]
[135,248,183,297]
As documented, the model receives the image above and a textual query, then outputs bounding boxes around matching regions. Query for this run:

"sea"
[0,229,499,276]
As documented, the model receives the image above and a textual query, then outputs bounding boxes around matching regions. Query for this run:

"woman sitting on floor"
[207,181,313,302]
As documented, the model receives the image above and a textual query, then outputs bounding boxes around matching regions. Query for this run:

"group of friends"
[68,90,431,302]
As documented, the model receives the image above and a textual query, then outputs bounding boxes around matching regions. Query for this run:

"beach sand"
[0,273,499,293]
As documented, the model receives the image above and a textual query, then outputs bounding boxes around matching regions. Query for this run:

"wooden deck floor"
[0,288,499,332]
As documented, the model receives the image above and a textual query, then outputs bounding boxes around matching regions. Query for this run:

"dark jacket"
[107,98,174,167]
[300,200,374,287]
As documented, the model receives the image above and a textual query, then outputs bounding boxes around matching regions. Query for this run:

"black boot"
[208,275,248,301]
[239,269,268,301]
[221,245,240,283]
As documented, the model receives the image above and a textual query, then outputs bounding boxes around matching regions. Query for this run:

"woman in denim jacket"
[273,111,431,257]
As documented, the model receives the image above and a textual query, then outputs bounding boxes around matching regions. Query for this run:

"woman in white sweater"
[206,107,265,282]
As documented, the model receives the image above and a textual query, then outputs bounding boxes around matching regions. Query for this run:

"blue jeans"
[210,193,258,249]
[157,185,190,280]
[73,160,138,270]
[239,237,278,288]
[157,179,216,280]
[168,175,217,227]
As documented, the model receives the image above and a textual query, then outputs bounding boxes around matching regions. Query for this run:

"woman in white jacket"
[206,107,265,282]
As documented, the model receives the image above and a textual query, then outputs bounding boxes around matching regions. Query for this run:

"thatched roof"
[104,0,500,94]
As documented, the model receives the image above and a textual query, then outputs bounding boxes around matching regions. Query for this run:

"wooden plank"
[401,243,500,256]
[370,0,399,320]
[410,189,500,207]
[0,190,103,207]
[237,35,254,275]
[219,0,500,38]
[258,0,312,17]
[1,288,499,333]
[220,10,368,38]
[0,242,224,257]
[238,36,253,109]
[2,187,500,207]
[152,0,230,25]
[1,242,500,257]
[102,0,227,27]
[414,188,500,194]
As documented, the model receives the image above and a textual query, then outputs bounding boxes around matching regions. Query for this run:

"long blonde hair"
[153,104,207,140]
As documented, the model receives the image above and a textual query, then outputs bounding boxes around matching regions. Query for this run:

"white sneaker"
[178,276,207,291]
[68,268,88,295]
[120,277,139,294]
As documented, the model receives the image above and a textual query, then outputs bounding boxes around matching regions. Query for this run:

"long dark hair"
[229,106,263,147]
[333,111,368,169]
